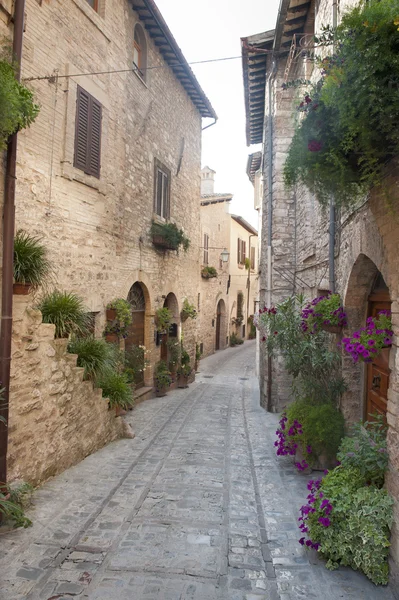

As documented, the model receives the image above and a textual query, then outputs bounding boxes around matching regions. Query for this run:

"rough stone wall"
[8,296,126,486]
[2,0,204,376]
[199,201,230,357]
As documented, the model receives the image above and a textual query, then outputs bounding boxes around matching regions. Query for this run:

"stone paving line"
[0,341,396,599]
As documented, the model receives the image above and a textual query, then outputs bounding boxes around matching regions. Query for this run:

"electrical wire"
[23,50,274,82]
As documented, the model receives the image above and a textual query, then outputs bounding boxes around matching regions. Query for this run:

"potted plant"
[37,290,90,338]
[96,369,134,416]
[106,298,132,329]
[155,307,173,333]
[154,360,172,397]
[229,332,244,346]
[341,310,393,363]
[150,221,190,253]
[13,230,52,295]
[180,298,197,322]
[201,266,217,279]
[167,338,180,381]
[301,293,347,334]
[177,348,191,388]
[67,336,117,381]
[195,343,202,372]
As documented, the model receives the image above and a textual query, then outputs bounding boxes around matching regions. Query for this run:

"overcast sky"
[155,0,281,227]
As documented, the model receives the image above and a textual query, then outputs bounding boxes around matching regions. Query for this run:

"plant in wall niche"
[301,293,347,334]
[96,370,134,412]
[150,221,190,253]
[181,298,197,321]
[284,0,399,207]
[201,266,217,279]
[299,465,394,585]
[155,307,173,333]
[67,336,117,381]
[13,230,52,294]
[341,310,393,363]
[37,290,91,339]
[0,50,39,150]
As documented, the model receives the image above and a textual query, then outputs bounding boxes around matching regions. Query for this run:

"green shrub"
[307,467,393,585]
[38,290,90,338]
[0,54,39,150]
[68,336,116,381]
[286,398,345,465]
[230,332,244,346]
[167,339,181,368]
[106,298,132,329]
[0,482,33,528]
[337,416,388,487]
[155,307,173,332]
[97,370,133,409]
[181,298,197,320]
[195,343,202,362]
[201,266,217,279]
[154,360,171,389]
[180,348,190,366]
[151,221,190,252]
[13,230,52,288]
[177,363,192,377]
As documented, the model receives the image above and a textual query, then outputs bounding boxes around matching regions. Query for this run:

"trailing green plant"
[37,290,91,338]
[337,416,388,487]
[13,230,52,288]
[284,398,345,468]
[284,0,399,207]
[0,50,39,150]
[150,221,190,252]
[201,266,217,279]
[154,360,171,389]
[181,298,197,320]
[167,338,181,369]
[244,257,251,270]
[96,370,133,409]
[155,307,173,332]
[106,299,132,329]
[230,332,244,346]
[303,466,394,585]
[0,481,33,528]
[67,336,117,381]
[255,296,346,404]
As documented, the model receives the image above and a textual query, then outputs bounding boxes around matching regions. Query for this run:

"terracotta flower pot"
[178,374,189,388]
[105,333,119,343]
[13,282,32,295]
[106,308,117,321]
[156,386,168,397]
[152,234,176,251]
[321,323,342,334]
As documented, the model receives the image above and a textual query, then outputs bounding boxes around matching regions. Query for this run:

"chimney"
[201,166,216,195]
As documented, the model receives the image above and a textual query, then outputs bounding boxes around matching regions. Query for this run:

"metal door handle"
[372,375,381,389]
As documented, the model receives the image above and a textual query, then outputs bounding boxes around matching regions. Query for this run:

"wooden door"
[215,303,221,351]
[365,296,391,421]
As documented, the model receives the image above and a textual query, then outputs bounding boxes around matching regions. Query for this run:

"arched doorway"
[161,293,179,363]
[365,273,391,420]
[126,282,146,388]
[216,299,226,351]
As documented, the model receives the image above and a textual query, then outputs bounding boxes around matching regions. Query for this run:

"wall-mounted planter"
[152,235,177,251]
[13,283,32,295]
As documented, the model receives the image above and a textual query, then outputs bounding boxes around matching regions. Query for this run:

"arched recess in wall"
[125,281,151,388]
[133,23,148,81]
[342,254,392,423]
[216,298,226,351]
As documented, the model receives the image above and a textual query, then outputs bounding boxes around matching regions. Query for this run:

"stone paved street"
[0,341,396,599]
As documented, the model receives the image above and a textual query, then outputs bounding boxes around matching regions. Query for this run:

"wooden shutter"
[237,238,241,264]
[242,241,246,263]
[203,233,209,265]
[74,86,102,179]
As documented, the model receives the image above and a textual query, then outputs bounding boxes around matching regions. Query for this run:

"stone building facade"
[199,167,258,358]
[242,0,399,585]
[0,0,215,483]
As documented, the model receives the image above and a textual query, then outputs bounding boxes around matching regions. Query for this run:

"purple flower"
[367,339,375,346]
[318,517,331,527]
[299,537,305,545]
[306,445,312,454]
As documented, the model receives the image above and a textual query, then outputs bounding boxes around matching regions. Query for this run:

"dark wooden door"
[125,310,145,388]
[215,303,221,351]
[365,297,391,421]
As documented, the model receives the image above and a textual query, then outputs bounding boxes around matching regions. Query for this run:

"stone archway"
[342,254,391,423]
[125,281,151,389]
[216,299,226,351]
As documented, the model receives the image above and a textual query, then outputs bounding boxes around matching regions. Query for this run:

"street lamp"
[220,248,230,263]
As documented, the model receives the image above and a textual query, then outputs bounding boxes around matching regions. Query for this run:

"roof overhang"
[231,215,258,236]
[274,0,313,52]
[201,193,233,206]
[241,30,274,146]
[131,0,217,119]
[246,151,262,184]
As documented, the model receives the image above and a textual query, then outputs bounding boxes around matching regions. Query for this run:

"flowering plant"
[299,466,393,585]
[301,293,347,333]
[341,310,393,363]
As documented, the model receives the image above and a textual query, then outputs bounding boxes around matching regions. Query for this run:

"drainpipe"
[0,0,26,488]
[266,59,277,412]
[329,0,338,293]
[246,233,256,333]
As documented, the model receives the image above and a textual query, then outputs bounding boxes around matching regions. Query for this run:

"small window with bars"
[154,159,171,219]
[203,233,209,265]
[74,86,102,178]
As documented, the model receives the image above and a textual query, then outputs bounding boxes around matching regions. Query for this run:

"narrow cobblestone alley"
[0,342,396,600]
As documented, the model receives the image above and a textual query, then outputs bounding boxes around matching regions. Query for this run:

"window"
[74,86,102,178]
[133,24,147,81]
[86,0,99,12]
[154,159,170,219]
[203,233,209,265]
[250,246,255,270]
[237,238,246,265]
